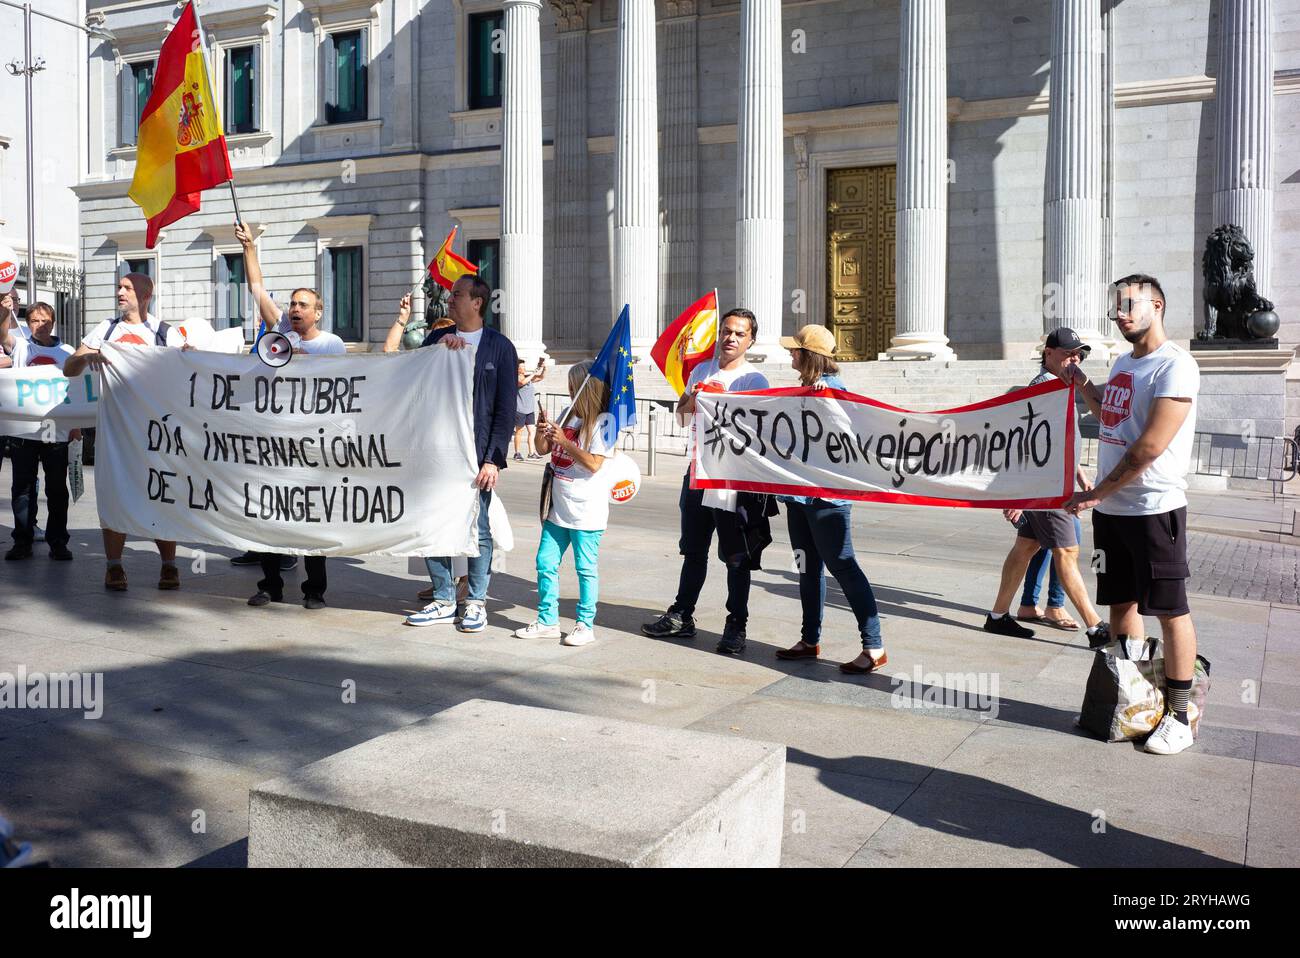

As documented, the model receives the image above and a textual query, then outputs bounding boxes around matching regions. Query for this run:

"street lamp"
[1,1,115,309]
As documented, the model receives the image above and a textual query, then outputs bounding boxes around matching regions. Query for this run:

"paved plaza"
[0,456,1297,868]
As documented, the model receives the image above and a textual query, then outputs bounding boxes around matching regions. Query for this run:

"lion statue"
[1201,224,1276,341]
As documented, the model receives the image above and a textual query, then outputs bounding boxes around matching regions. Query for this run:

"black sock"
[1166,678,1193,725]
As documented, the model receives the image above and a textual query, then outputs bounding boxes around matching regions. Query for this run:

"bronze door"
[826,166,896,361]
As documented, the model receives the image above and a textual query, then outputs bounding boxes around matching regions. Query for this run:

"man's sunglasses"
[1109,296,1156,318]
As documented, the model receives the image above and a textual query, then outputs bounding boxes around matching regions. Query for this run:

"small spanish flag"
[651,289,719,395]
[428,226,479,290]
[127,1,233,249]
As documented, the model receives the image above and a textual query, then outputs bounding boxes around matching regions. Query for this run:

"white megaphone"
[256,330,294,367]
[0,245,19,295]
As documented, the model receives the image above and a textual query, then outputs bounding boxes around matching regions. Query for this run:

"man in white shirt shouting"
[235,222,343,609]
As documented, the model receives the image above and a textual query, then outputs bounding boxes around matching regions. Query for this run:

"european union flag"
[587,304,637,435]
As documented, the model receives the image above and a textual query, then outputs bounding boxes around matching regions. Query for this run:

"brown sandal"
[1034,614,1079,631]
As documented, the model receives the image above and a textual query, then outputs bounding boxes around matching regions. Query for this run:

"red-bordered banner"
[691,379,1076,509]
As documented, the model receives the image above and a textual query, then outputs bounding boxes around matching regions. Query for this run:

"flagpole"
[186,0,251,338]
[710,287,720,363]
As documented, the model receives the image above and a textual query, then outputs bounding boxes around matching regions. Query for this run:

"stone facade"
[74,0,1300,433]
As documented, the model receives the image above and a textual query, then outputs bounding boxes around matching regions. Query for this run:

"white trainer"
[562,623,596,647]
[404,601,457,627]
[514,621,561,639]
[1144,713,1194,755]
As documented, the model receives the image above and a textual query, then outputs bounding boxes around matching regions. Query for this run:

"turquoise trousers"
[536,520,604,626]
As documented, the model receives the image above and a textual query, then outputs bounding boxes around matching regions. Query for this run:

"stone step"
[248,700,786,868]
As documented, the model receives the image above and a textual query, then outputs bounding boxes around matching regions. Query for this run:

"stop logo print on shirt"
[1100,372,1133,429]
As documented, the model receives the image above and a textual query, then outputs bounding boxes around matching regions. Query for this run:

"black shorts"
[514,412,536,428]
[1092,507,1191,617]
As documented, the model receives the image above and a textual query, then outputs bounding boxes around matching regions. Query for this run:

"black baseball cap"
[1045,327,1091,355]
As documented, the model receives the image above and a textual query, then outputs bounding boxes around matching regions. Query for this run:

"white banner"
[95,343,481,556]
[692,380,1077,508]
[0,366,100,439]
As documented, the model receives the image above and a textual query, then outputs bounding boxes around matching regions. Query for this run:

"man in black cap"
[983,327,1107,647]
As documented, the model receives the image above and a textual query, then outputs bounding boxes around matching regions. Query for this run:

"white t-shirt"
[685,358,769,395]
[686,359,769,508]
[274,313,347,355]
[9,336,73,369]
[1096,341,1199,516]
[685,359,769,446]
[548,415,618,531]
[457,327,484,349]
[82,315,184,350]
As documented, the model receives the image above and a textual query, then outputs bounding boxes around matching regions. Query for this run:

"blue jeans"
[536,520,603,626]
[1020,515,1082,610]
[785,499,882,650]
[670,473,751,627]
[426,488,493,603]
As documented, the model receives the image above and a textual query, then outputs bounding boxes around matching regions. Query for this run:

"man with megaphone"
[234,222,343,610]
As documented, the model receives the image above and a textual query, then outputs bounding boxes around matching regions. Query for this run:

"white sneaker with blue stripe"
[405,601,457,627]
[458,601,487,633]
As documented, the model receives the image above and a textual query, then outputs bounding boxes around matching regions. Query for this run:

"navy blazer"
[423,324,519,469]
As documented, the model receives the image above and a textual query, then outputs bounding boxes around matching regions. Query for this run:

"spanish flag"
[127,2,232,249]
[428,226,479,289]
[651,289,719,395]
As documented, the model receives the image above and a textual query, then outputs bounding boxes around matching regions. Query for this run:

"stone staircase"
[538,358,1113,412]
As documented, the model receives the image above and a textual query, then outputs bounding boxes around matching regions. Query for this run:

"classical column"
[660,2,700,331]
[549,1,591,348]
[736,0,784,354]
[888,0,956,360]
[500,0,546,357]
[614,0,659,349]
[1043,0,1105,352]
[1214,0,1274,296]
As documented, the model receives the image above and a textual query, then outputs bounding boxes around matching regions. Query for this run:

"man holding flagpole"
[642,307,769,654]
[405,274,518,632]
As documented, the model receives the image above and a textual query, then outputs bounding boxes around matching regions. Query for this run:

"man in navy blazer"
[406,275,518,632]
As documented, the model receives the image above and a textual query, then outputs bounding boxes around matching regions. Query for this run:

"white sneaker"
[1144,713,1194,755]
[405,601,457,627]
[562,623,596,647]
[514,621,561,639]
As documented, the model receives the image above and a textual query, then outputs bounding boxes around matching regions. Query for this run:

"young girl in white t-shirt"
[514,361,616,646]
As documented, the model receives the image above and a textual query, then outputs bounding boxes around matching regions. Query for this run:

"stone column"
[1214,0,1274,296]
[1043,0,1105,352]
[614,0,659,349]
[549,1,591,348]
[500,0,546,357]
[660,2,700,331]
[736,0,784,354]
[888,0,956,360]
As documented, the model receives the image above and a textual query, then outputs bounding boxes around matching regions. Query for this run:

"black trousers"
[670,473,751,627]
[259,554,327,600]
[9,438,69,550]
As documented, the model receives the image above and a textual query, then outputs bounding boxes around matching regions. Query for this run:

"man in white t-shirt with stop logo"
[1065,273,1201,756]
[2,301,78,560]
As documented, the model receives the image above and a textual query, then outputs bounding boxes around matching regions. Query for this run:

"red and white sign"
[692,379,1078,509]
[1099,372,1133,429]
[0,243,19,294]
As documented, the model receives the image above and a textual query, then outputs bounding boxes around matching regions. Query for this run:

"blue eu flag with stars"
[587,304,637,435]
